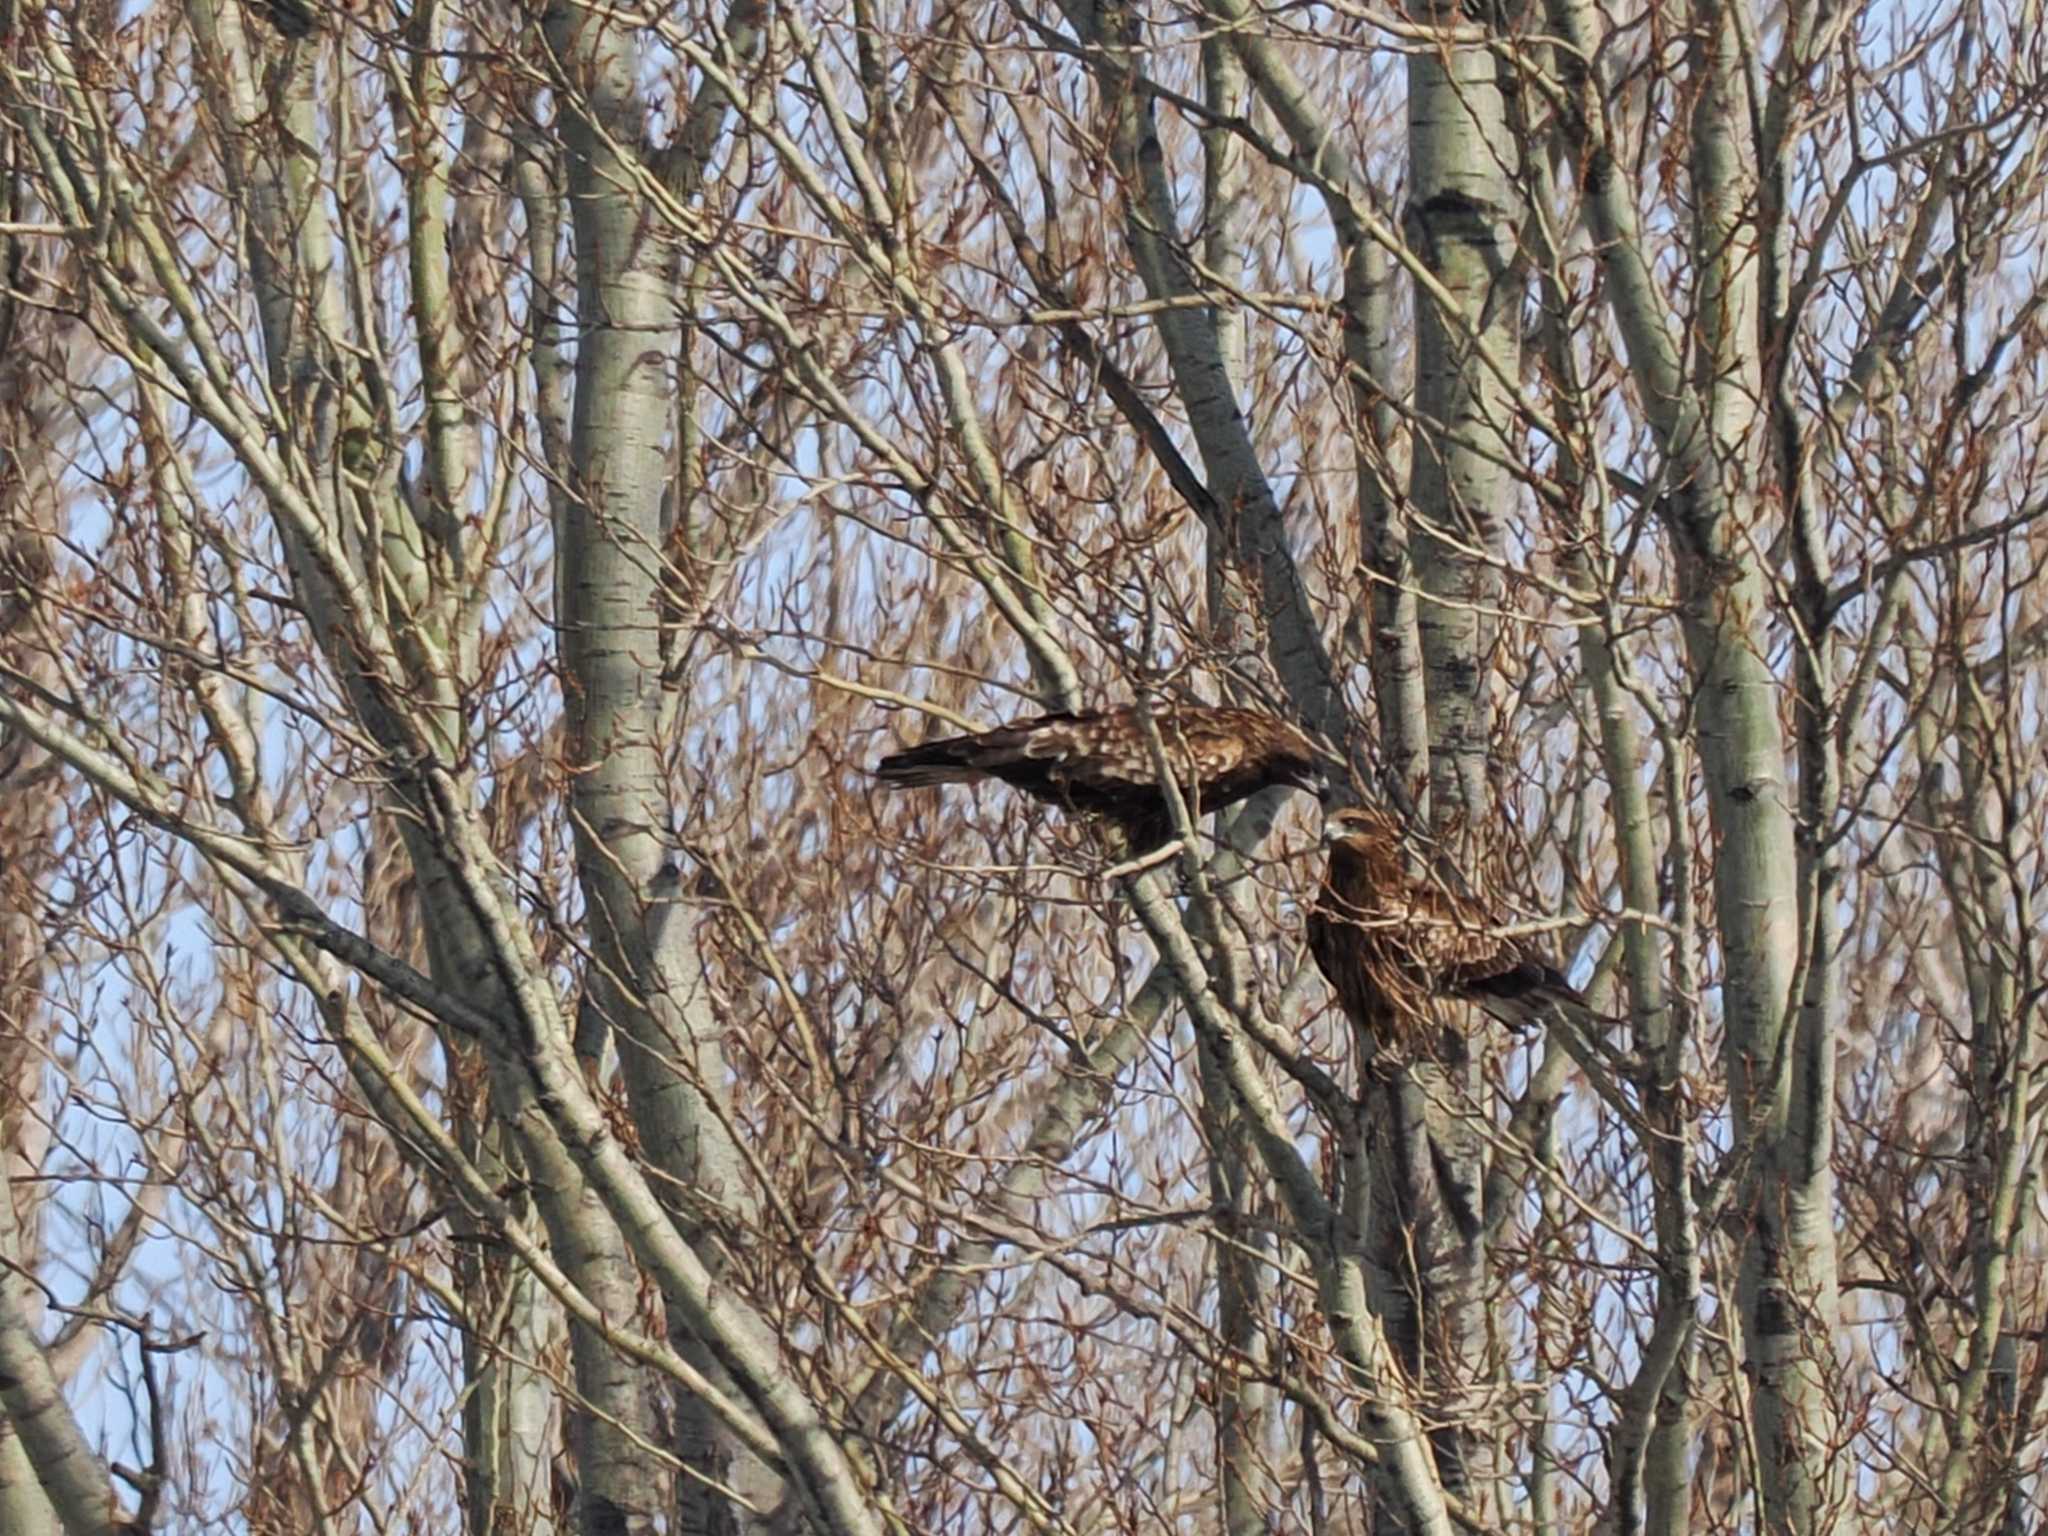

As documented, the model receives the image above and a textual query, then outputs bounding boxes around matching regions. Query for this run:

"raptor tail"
[1460,963,1587,1035]
[873,741,981,788]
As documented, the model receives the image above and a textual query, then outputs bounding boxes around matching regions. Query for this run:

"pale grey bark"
[1694,12,1839,1532]
[1346,236,1429,798]
[0,1432,56,1536]
[1521,121,1698,1533]
[155,11,574,1531]
[543,10,706,1529]
[1579,628,1699,1536]
[1190,0,1419,784]
[1524,1070,1563,1536]
[1195,1032,1280,1536]
[1193,41,1283,1535]
[4,2,828,1529]
[839,966,1174,1444]
[163,7,660,1525]
[0,668,896,1536]
[1119,866,1459,1536]
[0,398,60,1536]
[1405,15,1518,828]
[1198,33,1261,695]
[1189,56,1527,1522]
[1052,0,1346,739]
[545,1,783,1524]
[0,1075,57,1536]
[1545,0,1838,1527]
[0,1167,127,1536]
[1907,666,2045,1529]
[1033,18,1520,1526]
[2,2,2041,1530]
[459,1221,561,1536]
[1395,18,1521,1523]
[1061,3,1517,1523]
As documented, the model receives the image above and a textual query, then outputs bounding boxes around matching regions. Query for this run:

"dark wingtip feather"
[1460,962,1586,1033]
[873,742,976,788]
[872,761,970,788]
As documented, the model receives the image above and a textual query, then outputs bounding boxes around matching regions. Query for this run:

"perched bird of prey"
[873,705,1328,851]
[1307,804,1584,1054]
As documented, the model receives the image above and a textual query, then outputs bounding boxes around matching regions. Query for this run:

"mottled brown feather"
[874,706,1324,848]
[1307,805,1582,1052]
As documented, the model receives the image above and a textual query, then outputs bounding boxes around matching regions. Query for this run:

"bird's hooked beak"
[1317,801,1379,851]
[1317,804,1366,851]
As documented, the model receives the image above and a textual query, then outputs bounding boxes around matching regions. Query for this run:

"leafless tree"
[0,0,2043,1533]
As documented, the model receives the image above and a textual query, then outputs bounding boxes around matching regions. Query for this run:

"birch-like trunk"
[172,3,690,1526]
[1370,13,1522,1522]
[1194,35,1283,1535]
[0,400,60,1536]
[547,2,782,1525]
[1546,0,1843,1525]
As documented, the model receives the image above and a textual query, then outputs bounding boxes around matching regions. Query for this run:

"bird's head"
[1318,804,1393,850]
